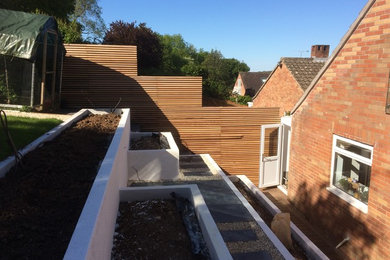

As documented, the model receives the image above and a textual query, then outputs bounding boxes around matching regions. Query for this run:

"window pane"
[333,152,370,204]
[264,127,279,157]
[336,139,371,159]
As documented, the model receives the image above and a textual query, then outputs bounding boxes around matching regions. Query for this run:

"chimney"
[311,45,330,58]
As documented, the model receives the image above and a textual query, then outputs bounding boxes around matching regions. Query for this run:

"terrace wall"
[62,44,280,185]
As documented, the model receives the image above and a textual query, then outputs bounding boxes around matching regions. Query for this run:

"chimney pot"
[311,45,330,58]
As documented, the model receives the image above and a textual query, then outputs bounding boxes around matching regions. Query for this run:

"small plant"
[20,106,34,112]
[229,94,252,105]
[0,76,18,104]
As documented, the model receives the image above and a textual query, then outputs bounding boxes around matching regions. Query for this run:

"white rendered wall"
[64,109,130,260]
[128,132,179,181]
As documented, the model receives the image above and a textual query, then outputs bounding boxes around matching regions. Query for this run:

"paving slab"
[220,230,258,242]
[232,251,273,260]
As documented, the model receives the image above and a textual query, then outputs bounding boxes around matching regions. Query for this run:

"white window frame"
[327,134,373,214]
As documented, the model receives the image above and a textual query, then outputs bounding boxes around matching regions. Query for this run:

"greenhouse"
[0,9,64,109]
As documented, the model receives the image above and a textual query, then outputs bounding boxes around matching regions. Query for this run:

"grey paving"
[232,251,273,260]
[220,230,258,242]
[182,171,213,177]
[208,204,254,223]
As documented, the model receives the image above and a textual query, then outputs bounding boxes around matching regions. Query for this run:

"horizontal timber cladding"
[64,44,138,77]
[131,107,280,186]
[62,44,280,186]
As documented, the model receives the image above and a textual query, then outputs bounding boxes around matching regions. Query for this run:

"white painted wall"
[128,132,179,181]
[64,109,131,260]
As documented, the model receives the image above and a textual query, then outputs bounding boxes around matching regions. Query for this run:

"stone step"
[232,251,272,260]
[207,204,254,223]
[180,167,210,173]
[181,171,213,177]
[179,162,210,169]
[220,229,258,242]
[179,155,204,163]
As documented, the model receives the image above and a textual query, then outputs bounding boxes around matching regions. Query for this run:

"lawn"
[0,116,62,160]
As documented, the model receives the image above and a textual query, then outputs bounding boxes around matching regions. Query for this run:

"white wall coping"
[64,108,131,260]
[119,185,232,260]
[0,109,91,178]
[200,154,294,260]
[237,175,330,260]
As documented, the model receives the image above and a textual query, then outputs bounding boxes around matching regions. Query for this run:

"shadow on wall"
[292,182,375,260]
[61,56,189,152]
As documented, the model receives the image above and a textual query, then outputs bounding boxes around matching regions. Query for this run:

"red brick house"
[287,0,390,259]
[232,71,271,97]
[252,51,327,117]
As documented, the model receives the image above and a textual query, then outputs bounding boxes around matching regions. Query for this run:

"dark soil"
[131,133,169,150]
[0,113,120,259]
[233,181,308,260]
[112,200,208,260]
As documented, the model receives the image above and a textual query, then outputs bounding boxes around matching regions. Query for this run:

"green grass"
[0,116,62,161]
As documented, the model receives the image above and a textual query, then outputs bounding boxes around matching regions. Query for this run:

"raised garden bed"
[0,112,120,259]
[128,132,179,181]
[112,198,209,260]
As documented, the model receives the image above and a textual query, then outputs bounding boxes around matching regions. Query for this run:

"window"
[329,135,373,211]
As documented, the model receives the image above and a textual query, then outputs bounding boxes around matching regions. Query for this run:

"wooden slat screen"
[62,44,280,185]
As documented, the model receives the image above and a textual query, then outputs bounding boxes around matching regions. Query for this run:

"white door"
[259,124,281,188]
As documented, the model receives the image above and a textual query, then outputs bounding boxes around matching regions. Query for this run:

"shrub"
[229,94,252,105]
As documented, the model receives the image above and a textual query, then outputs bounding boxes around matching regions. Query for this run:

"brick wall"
[289,1,390,259]
[253,63,303,116]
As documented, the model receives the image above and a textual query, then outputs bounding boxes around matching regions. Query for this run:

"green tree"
[58,19,83,43]
[103,20,162,74]
[72,0,106,43]
[159,34,189,75]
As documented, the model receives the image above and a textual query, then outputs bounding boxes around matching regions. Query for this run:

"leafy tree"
[159,34,189,75]
[103,21,162,74]
[57,19,83,43]
[72,0,106,43]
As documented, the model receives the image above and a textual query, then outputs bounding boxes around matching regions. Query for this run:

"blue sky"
[100,0,368,71]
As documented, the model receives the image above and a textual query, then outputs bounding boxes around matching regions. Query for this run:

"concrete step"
[179,155,204,163]
[180,162,210,169]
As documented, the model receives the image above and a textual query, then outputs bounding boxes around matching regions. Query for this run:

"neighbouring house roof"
[282,58,326,91]
[291,0,376,114]
[252,57,326,100]
[239,71,271,96]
